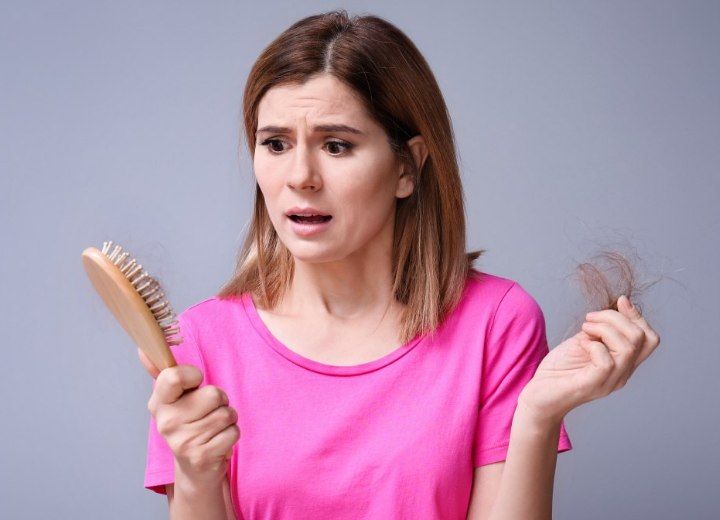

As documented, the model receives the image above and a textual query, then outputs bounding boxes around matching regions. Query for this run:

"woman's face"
[254,74,414,267]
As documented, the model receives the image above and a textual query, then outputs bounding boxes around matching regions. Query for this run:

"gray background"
[1,0,718,518]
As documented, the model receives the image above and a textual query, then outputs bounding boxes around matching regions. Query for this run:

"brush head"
[82,241,179,372]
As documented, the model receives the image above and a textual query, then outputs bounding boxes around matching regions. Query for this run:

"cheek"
[348,166,401,207]
[339,171,400,228]
[344,150,400,193]
[253,171,285,231]
[253,161,281,201]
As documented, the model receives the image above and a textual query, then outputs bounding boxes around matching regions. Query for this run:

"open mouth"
[288,214,332,224]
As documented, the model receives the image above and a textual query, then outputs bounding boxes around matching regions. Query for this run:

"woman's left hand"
[518,295,661,424]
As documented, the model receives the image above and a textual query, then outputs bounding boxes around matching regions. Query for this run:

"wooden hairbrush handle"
[82,244,178,373]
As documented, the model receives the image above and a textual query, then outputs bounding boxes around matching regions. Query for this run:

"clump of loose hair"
[574,250,658,313]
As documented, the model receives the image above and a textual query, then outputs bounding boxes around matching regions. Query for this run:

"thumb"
[617,295,641,320]
[154,365,204,405]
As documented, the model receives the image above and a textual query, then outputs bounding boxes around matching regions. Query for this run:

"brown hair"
[219,11,478,341]
[575,250,657,313]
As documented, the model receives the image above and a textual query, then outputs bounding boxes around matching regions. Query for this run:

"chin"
[283,242,344,265]
[289,251,345,265]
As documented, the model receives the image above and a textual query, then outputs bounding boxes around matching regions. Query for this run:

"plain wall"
[1,0,718,518]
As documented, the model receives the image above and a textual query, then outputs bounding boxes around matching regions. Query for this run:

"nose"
[287,145,322,192]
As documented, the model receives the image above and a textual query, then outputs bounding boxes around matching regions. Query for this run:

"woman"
[142,12,660,519]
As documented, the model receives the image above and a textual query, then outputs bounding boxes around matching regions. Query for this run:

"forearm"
[169,465,234,520]
[487,403,561,520]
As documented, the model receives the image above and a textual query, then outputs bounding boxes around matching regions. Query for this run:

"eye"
[324,140,353,156]
[259,138,288,154]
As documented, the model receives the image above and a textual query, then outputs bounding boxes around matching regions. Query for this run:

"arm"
[166,476,237,520]
[468,296,660,520]
[145,364,240,520]
[466,406,560,520]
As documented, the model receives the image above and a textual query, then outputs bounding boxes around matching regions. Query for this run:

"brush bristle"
[101,241,183,346]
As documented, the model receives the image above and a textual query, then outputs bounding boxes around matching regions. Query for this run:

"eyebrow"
[255,124,364,136]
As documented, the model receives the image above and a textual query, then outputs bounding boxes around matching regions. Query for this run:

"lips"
[285,208,332,224]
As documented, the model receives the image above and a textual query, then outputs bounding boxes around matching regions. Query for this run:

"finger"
[202,423,241,458]
[581,338,615,394]
[163,404,237,449]
[152,365,204,407]
[191,405,238,445]
[137,348,161,379]
[616,295,661,368]
[581,321,638,390]
[173,423,240,475]
[175,385,229,423]
[152,386,230,440]
[584,307,646,352]
[616,295,639,318]
[581,320,641,361]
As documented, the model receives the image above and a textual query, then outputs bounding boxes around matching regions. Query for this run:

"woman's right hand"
[146,363,240,490]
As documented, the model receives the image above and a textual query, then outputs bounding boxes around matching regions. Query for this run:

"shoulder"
[179,295,247,325]
[437,271,544,346]
[458,271,544,323]
[170,294,255,370]
[466,273,548,369]
[175,294,253,346]
[182,295,245,315]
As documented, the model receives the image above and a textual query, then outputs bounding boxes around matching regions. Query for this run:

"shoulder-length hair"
[219,11,478,342]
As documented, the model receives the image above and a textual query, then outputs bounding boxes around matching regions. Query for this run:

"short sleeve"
[473,283,571,467]
[144,313,206,494]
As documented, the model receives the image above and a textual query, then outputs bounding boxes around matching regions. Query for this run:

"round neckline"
[240,293,427,376]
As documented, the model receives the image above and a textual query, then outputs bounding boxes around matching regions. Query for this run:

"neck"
[280,254,396,319]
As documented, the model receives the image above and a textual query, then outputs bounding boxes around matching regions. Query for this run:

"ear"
[395,135,428,199]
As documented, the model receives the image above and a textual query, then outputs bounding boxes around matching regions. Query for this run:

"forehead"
[257,75,371,123]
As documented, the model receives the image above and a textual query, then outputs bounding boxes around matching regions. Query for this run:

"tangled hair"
[219,11,478,342]
[574,250,658,313]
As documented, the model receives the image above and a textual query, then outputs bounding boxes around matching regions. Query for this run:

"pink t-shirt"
[145,273,571,518]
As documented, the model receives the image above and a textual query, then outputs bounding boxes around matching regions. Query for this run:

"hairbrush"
[81,241,180,373]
